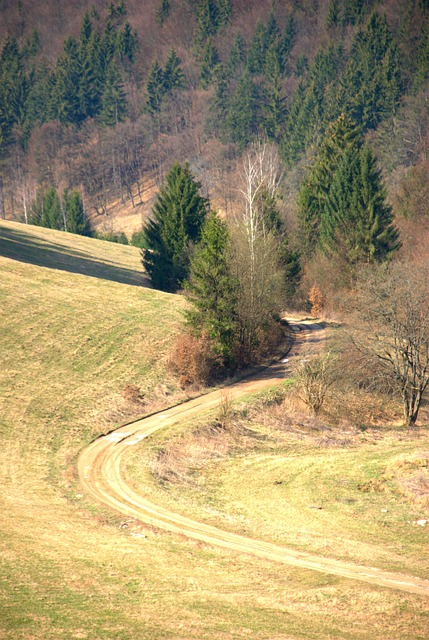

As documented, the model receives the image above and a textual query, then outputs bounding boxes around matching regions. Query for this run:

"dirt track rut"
[78,322,429,597]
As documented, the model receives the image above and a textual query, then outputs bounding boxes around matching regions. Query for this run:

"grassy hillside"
[1,221,428,639]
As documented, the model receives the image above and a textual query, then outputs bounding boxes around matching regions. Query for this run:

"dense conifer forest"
[0,1,428,320]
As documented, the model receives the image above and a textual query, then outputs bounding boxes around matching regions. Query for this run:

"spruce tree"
[297,114,362,259]
[146,60,165,113]
[142,163,209,292]
[64,189,92,235]
[320,143,400,266]
[156,0,171,26]
[185,213,238,365]
[226,71,259,148]
[164,49,185,92]
[98,62,127,126]
[199,38,219,88]
[116,21,138,62]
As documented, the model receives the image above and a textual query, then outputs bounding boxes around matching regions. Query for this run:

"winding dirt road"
[78,322,429,597]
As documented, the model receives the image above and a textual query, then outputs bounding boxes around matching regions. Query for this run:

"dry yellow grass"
[1,222,428,639]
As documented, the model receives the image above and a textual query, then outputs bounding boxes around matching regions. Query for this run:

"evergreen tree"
[340,12,403,130]
[226,72,259,148]
[142,163,209,292]
[247,21,266,74]
[98,62,127,126]
[164,49,185,92]
[196,0,220,43]
[29,186,63,229]
[199,38,219,88]
[262,46,288,141]
[146,60,166,113]
[185,213,238,365]
[282,13,297,63]
[116,21,138,62]
[217,0,232,27]
[50,36,83,124]
[101,19,117,70]
[320,143,400,266]
[0,37,29,141]
[297,114,362,259]
[156,0,171,26]
[228,33,246,75]
[326,0,340,28]
[80,11,93,49]
[64,189,92,235]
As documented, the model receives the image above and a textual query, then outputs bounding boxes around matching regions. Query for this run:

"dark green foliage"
[142,163,209,292]
[50,36,84,124]
[63,189,92,235]
[228,33,246,75]
[29,186,91,235]
[341,12,403,130]
[199,38,220,88]
[116,21,138,62]
[185,213,238,364]
[326,0,340,28]
[146,60,166,113]
[0,36,29,145]
[98,63,127,126]
[196,0,220,42]
[164,49,185,92]
[130,229,148,248]
[297,114,362,259]
[156,0,171,26]
[29,186,63,230]
[94,230,129,244]
[146,52,185,113]
[226,72,260,148]
[280,44,345,166]
[319,143,400,266]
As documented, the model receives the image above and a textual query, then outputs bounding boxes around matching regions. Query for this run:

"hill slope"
[1,221,428,639]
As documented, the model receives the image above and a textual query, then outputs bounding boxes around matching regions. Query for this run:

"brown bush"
[308,285,324,317]
[169,331,220,388]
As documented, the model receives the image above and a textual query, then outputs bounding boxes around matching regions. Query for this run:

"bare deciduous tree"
[230,142,285,361]
[351,261,429,427]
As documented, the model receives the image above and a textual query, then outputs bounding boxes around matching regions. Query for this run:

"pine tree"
[116,21,138,62]
[163,49,185,92]
[156,0,171,26]
[262,45,287,141]
[29,186,63,229]
[50,36,84,124]
[228,33,246,76]
[196,0,220,43]
[98,62,127,126]
[226,72,259,148]
[326,0,340,28]
[64,189,92,235]
[199,38,219,88]
[297,114,362,259]
[142,163,209,292]
[185,213,238,365]
[146,60,166,113]
[320,143,400,266]
[341,12,403,130]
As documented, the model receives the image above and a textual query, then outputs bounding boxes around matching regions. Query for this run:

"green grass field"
[1,221,428,640]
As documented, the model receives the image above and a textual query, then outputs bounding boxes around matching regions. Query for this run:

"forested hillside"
[0,0,428,276]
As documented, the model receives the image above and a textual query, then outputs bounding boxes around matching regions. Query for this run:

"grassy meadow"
[0,220,428,640]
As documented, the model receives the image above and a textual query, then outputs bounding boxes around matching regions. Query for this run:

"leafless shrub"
[169,331,221,388]
[293,351,339,416]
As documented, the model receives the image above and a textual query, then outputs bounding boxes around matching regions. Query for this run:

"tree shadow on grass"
[0,225,150,287]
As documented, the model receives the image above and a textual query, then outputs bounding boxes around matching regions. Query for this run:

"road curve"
[78,322,429,597]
